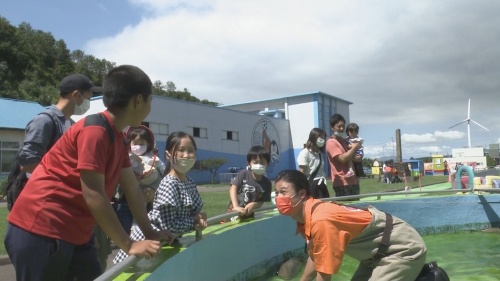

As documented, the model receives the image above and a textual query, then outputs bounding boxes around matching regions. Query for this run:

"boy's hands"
[194,212,208,231]
[145,230,177,245]
[232,206,247,215]
[244,202,263,215]
[128,240,161,259]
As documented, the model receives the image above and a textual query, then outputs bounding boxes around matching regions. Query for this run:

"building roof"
[218,91,353,108]
[0,97,46,130]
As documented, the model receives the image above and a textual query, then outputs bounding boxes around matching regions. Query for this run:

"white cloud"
[402,133,436,143]
[83,0,500,159]
[434,130,466,140]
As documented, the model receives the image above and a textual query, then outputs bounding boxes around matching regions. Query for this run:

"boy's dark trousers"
[4,223,101,281]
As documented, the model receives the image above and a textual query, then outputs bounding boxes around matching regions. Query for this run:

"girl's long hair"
[305,128,326,153]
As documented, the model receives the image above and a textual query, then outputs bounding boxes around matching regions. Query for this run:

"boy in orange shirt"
[274,170,427,281]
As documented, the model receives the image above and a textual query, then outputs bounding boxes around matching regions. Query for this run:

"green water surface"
[254,231,500,281]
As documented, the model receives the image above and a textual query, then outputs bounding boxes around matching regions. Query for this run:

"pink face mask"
[276,194,302,216]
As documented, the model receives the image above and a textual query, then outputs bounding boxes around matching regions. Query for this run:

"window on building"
[193,127,207,138]
[224,130,239,141]
[1,141,19,173]
[149,122,169,137]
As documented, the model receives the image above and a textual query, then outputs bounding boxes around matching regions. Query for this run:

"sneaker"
[345,170,355,178]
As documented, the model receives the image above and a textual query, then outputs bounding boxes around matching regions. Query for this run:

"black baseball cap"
[59,74,102,94]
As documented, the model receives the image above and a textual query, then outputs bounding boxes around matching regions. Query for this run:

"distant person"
[384,163,393,184]
[114,125,166,235]
[225,145,272,221]
[326,114,363,198]
[345,123,364,178]
[274,169,427,281]
[5,65,172,280]
[297,128,330,198]
[114,131,207,263]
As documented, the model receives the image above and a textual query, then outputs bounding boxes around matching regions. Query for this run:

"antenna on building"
[448,99,489,148]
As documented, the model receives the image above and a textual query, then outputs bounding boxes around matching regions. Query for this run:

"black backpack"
[6,113,114,211]
[6,112,58,211]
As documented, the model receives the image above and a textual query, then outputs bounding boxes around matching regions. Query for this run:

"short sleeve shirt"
[326,137,359,187]
[298,198,372,274]
[231,169,272,207]
[297,148,326,179]
[8,111,131,244]
[113,174,204,264]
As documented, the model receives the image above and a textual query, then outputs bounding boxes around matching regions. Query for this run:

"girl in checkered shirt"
[113,131,207,263]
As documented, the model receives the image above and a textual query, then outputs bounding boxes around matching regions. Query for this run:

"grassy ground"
[0,175,448,255]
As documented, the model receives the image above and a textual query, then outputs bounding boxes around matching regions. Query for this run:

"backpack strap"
[373,212,393,260]
[309,201,393,261]
[38,112,59,150]
[83,113,115,144]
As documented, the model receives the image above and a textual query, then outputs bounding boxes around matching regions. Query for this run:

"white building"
[444,147,487,171]
[75,91,353,183]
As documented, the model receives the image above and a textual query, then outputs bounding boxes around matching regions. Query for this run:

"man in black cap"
[18,73,102,174]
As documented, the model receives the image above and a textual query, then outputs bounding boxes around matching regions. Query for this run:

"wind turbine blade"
[470,119,490,131]
[448,119,468,129]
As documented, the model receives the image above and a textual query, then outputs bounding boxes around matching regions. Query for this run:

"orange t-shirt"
[297,198,372,274]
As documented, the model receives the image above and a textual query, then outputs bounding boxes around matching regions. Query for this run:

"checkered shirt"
[113,175,204,263]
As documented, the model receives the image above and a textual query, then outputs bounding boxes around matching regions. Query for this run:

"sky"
[2,0,500,160]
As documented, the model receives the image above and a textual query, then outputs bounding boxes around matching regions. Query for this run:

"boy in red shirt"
[5,65,173,281]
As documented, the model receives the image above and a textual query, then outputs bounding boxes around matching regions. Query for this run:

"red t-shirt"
[325,137,359,187]
[8,111,131,245]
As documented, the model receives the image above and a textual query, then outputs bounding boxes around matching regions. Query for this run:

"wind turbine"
[448,99,489,148]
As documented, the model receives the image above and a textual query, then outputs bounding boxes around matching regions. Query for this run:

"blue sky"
[1,0,499,159]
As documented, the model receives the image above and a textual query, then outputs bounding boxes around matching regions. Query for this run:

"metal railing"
[95,187,466,281]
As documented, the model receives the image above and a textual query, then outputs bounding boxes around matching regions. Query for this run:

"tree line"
[0,16,219,106]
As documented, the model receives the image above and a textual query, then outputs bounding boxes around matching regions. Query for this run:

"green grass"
[0,175,448,256]
[0,207,7,255]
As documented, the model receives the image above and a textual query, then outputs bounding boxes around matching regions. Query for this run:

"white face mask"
[174,158,196,174]
[131,144,148,156]
[251,164,266,175]
[316,138,325,148]
[333,130,343,137]
[74,93,90,115]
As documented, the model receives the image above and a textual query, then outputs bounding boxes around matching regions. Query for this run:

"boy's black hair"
[329,113,346,127]
[275,169,311,197]
[347,123,359,133]
[305,128,326,152]
[247,145,271,164]
[102,65,152,110]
